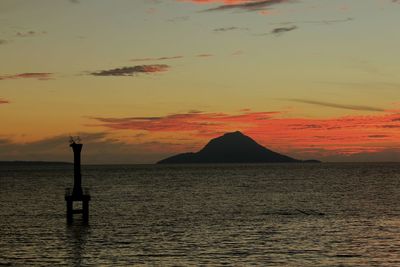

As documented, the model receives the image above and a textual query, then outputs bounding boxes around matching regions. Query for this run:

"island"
[157,131,320,164]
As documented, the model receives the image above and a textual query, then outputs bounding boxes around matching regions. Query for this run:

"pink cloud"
[89,110,400,157]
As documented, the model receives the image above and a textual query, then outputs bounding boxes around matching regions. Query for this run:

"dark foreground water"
[1,163,400,266]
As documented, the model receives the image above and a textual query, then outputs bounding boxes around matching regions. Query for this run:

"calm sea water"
[1,163,400,266]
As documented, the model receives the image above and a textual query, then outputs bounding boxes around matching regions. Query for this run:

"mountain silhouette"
[157,131,309,164]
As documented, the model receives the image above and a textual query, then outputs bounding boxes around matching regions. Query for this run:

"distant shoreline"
[0,161,72,165]
[0,161,398,166]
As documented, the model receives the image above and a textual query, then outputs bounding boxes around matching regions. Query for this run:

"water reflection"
[65,222,90,266]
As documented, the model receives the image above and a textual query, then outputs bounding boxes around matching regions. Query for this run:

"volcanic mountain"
[157,131,308,164]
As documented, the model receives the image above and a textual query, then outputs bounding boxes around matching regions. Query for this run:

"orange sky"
[0,0,399,163]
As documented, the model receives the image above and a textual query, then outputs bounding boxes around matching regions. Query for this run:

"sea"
[1,163,400,266]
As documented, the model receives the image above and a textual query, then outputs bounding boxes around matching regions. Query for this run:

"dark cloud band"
[288,99,385,112]
[91,65,170,76]
[0,73,53,81]
[271,25,298,35]
[0,98,10,104]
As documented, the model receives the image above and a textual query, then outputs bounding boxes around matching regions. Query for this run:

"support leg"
[67,200,73,224]
[83,200,89,223]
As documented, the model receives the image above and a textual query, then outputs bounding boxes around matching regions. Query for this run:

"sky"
[0,0,399,163]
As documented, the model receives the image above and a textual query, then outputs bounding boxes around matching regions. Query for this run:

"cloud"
[368,135,389,139]
[0,73,53,81]
[213,26,248,32]
[0,98,10,104]
[130,56,183,62]
[271,25,297,35]
[2,109,400,163]
[87,108,400,161]
[89,111,280,135]
[200,0,292,12]
[288,99,385,112]
[320,148,400,162]
[318,81,400,91]
[179,0,254,3]
[305,17,353,25]
[196,53,213,58]
[381,125,400,129]
[274,17,353,26]
[129,54,216,62]
[91,65,170,77]
[16,30,47,37]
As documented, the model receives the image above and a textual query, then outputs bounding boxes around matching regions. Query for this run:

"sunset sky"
[0,0,399,163]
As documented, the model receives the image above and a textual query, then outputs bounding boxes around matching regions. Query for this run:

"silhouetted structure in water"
[65,141,91,224]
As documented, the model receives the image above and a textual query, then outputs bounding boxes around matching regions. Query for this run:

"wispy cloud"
[196,53,213,58]
[273,17,353,26]
[213,26,248,32]
[201,0,292,12]
[129,54,217,62]
[305,17,354,25]
[15,30,47,37]
[318,81,400,91]
[288,99,385,112]
[179,0,252,3]
[271,25,297,35]
[0,73,53,81]
[368,135,389,139]
[130,56,183,62]
[89,111,280,136]
[91,65,170,77]
[178,0,260,5]
[0,98,10,104]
